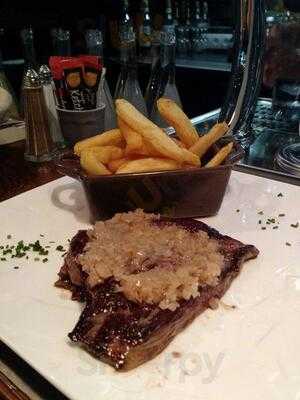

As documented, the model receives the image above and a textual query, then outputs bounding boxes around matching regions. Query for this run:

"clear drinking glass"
[114,29,147,116]
[86,29,117,130]
[147,31,182,128]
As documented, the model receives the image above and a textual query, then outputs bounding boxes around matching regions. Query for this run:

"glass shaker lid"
[275,143,300,176]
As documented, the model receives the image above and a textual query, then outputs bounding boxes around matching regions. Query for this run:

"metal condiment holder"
[22,68,57,162]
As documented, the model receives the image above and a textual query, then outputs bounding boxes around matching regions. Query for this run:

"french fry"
[181,148,201,166]
[80,150,112,176]
[125,143,151,157]
[157,98,199,147]
[142,140,164,157]
[145,138,194,163]
[205,142,234,168]
[74,129,125,156]
[118,117,144,154]
[115,99,184,163]
[116,158,180,174]
[172,138,187,149]
[108,157,131,173]
[189,122,229,158]
[89,146,124,164]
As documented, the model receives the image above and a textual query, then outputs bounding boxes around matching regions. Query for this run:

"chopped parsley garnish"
[0,237,68,263]
[56,245,65,252]
[291,222,299,228]
[30,240,42,252]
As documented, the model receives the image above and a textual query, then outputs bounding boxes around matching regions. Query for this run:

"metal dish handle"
[217,137,245,166]
[55,152,82,180]
[226,141,245,165]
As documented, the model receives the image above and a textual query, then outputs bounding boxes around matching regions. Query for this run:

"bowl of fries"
[56,98,244,221]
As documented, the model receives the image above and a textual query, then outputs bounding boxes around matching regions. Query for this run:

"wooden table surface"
[0,140,67,400]
[0,141,62,203]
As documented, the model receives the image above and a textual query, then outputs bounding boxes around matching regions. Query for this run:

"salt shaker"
[22,68,57,162]
[39,65,65,148]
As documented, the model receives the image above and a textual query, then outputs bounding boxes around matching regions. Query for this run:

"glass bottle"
[145,41,161,115]
[190,1,204,55]
[202,1,209,28]
[85,29,104,58]
[162,0,175,34]
[20,27,38,118]
[194,1,208,50]
[186,0,192,28]
[114,29,147,116]
[119,0,133,39]
[184,0,192,52]
[20,27,38,71]
[174,1,180,28]
[85,29,117,130]
[148,31,182,127]
[201,1,209,48]
[51,28,71,56]
[176,0,190,57]
[138,0,152,58]
[193,1,202,28]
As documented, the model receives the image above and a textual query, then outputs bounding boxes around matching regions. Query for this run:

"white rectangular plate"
[0,171,299,400]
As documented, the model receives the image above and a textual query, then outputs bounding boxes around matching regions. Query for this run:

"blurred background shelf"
[110,52,231,72]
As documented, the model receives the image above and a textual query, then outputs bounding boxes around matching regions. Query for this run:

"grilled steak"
[56,217,258,371]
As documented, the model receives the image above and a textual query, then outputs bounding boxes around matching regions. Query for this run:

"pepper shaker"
[22,68,57,162]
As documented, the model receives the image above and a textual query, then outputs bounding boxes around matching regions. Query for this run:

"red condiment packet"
[78,55,102,71]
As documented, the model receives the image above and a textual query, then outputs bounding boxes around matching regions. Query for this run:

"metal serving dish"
[56,138,244,222]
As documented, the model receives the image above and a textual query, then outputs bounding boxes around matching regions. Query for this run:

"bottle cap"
[39,65,52,84]
[22,68,41,89]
